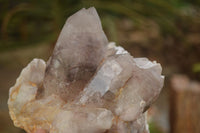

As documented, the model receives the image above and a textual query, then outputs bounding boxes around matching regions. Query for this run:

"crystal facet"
[8,7,164,133]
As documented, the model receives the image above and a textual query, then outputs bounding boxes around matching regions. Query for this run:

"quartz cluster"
[8,7,164,133]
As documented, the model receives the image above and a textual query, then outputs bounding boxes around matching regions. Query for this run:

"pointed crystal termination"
[8,7,164,133]
[44,7,108,102]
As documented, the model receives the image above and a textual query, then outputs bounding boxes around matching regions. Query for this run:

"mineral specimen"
[8,7,164,133]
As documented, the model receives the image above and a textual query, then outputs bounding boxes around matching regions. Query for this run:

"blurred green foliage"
[149,122,164,133]
[193,63,200,73]
[0,0,199,51]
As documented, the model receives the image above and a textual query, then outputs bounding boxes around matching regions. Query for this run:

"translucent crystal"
[43,7,108,102]
[8,7,164,133]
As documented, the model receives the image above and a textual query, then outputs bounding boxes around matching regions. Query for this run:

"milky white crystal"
[8,7,164,133]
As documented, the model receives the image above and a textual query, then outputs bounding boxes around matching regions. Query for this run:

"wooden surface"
[170,75,200,133]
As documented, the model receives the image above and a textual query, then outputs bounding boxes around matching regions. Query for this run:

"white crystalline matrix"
[8,7,164,133]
